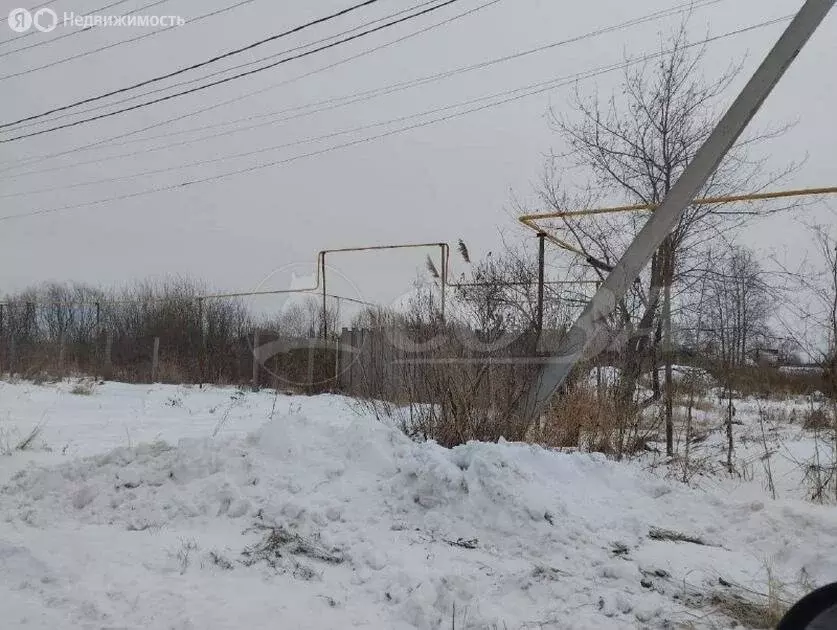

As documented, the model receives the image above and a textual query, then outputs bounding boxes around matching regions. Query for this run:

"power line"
[0,0,386,129]
[0,0,470,143]
[0,0,720,175]
[15,0,720,129]
[5,0,443,124]
[0,17,791,222]
[0,0,261,82]
[0,0,468,140]
[0,0,467,141]
[1,90,544,199]
[0,0,729,185]
[0,0,500,173]
[0,0,146,57]
[5,17,792,200]
[2,18,788,200]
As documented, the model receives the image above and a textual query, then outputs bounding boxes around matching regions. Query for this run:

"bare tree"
[264,296,339,341]
[351,243,584,446]
[699,246,773,473]
[701,247,772,370]
[786,219,837,501]
[810,223,837,401]
[1,277,254,384]
[537,24,794,457]
[439,241,576,348]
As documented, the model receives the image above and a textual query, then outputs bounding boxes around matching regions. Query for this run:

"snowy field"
[1,380,837,629]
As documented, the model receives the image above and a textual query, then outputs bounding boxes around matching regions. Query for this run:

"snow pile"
[1,382,837,629]
[3,438,255,529]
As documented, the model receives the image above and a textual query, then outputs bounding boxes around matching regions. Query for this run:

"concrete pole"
[521,0,835,422]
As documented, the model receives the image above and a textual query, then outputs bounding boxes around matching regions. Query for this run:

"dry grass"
[648,527,707,546]
[353,331,539,448]
[710,591,786,629]
[709,570,789,629]
[674,395,716,413]
[0,427,12,456]
[659,565,794,629]
[1,422,45,455]
[70,379,96,396]
[15,423,44,451]
[153,360,193,385]
[803,406,833,431]
[712,365,824,399]
[241,522,345,581]
[531,386,652,457]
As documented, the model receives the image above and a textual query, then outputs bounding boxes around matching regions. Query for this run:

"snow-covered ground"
[1,380,836,629]
[640,393,837,505]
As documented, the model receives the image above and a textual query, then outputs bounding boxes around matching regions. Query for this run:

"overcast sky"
[0,0,835,315]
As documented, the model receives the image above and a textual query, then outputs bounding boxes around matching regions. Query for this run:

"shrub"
[531,385,651,457]
[70,380,95,396]
[802,407,833,431]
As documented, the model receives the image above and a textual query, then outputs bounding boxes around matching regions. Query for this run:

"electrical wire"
[4,0,443,122]
[0,0,262,82]
[13,0,723,130]
[0,0,730,185]
[0,0,386,129]
[0,16,791,222]
[0,0,500,173]
[0,0,466,140]
[0,0,150,57]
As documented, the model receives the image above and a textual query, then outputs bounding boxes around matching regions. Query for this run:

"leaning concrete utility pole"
[521,0,835,423]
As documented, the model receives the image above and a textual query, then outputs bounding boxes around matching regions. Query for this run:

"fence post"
[536,231,545,344]
[151,336,160,382]
[306,338,315,394]
[103,330,113,380]
[58,332,66,377]
[197,297,205,388]
[334,334,340,389]
[9,332,16,377]
[0,303,4,376]
[382,328,392,399]
[252,329,260,391]
[94,302,101,380]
